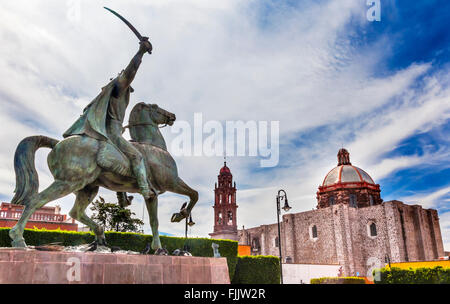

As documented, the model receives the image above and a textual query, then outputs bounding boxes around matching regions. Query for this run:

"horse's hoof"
[154,248,168,256]
[86,241,98,252]
[141,243,151,255]
[171,208,189,222]
[110,246,121,253]
[171,212,184,222]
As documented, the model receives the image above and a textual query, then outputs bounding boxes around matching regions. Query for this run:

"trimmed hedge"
[0,227,95,247]
[374,266,450,284]
[310,277,366,284]
[0,227,238,280]
[232,255,280,284]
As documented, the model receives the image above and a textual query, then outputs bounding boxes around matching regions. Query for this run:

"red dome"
[322,165,375,187]
[319,149,379,192]
[316,148,382,209]
[220,162,231,175]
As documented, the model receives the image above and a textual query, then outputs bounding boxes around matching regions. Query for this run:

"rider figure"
[63,38,154,200]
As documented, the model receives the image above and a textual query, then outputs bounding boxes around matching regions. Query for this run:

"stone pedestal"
[0,248,230,284]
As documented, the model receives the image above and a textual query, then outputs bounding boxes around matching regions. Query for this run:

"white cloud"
[401,186,450,209]
[0,0,449,245]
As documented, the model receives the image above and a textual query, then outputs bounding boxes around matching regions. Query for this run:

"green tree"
[90,196,144,233]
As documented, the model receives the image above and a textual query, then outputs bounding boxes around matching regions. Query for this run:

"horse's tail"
[11,135,59,206]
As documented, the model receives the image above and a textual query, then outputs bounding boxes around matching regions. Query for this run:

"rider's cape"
[63,78,119,141]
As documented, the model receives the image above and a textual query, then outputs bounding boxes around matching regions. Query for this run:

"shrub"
[310,277,366,284]
[232,255,280,284]
[374,266,450,284]
[0,227,238,280]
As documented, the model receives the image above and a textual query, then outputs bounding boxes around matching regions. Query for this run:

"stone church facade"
[238,149,445,276]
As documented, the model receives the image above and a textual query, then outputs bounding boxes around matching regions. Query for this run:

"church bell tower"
[209,162,238,241]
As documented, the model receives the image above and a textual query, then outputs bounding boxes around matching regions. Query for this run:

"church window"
[274,237,279,247]
[252,238,260,251]
[218,212,222,225]
[309,225,318,240]
[369,195,374,206]
[369,223,377,237]
[219,194,222,204]
[329,196,335,206]
[367,221,377,237]
[349,194,357,208]
[229,194,232,204]
[312,225,317,238]
[228,211,233,225]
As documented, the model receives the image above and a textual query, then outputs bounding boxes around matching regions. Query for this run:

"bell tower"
[209,161,238,241]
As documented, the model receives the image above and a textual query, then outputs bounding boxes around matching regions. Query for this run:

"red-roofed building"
[0,202,78,231]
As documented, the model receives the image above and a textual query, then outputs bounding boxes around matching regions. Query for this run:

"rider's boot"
[131,158,156,200]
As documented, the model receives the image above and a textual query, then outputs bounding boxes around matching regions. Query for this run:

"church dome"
[322,165,375,187]
[320,148,377,190]
[317,149,382,209]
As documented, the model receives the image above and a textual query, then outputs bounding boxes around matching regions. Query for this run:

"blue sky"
[0,0,449,250]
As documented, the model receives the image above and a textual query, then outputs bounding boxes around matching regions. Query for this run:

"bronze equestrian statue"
[8,8,198,251]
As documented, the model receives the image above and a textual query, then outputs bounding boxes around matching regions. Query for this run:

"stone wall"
[388,201,445,262]
[317,187,382,209]
[346,203,390,276]
[238,224,280,256]
[238,200,445,277]
[0,249,230,284]
[284,208,338,265]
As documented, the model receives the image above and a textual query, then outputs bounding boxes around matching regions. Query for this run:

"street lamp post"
[276,189,291,284]
[385,254,391,268]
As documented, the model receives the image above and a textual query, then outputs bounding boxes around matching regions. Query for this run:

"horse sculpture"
[9,102,198,251]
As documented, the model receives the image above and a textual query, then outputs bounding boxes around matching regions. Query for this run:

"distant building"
[209,162,239,241]
[78,226,91,232]
[238,149,445,277]
[0,202,78,231]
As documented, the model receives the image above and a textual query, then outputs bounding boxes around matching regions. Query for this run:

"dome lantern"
[337,148,351,166]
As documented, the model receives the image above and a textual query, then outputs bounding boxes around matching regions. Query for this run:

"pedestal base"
[0,248,230,284]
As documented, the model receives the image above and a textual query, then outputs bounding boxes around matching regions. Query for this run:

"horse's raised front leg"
[145,195,162,251]
[69,185,107,245]
[9,180,82,247]
[169,177,199,223]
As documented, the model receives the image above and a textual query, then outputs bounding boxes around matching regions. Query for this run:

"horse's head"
[147,103,176,127]
[128,102,176,149]
[129,102,176,128]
